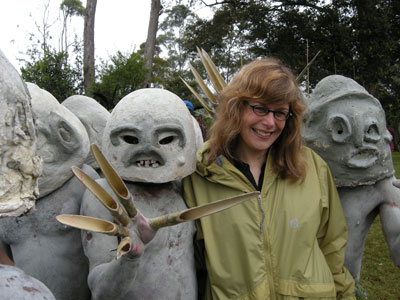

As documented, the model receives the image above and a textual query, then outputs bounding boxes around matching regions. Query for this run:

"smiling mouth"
[253,128,272,137]
[347,148,379,168]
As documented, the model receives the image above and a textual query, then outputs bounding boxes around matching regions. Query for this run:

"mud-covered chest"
[0,187,82,244]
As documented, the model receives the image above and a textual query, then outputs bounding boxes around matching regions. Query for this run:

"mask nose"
[352,116,365,147]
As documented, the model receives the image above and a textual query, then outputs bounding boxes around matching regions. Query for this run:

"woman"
[183,58,356,300]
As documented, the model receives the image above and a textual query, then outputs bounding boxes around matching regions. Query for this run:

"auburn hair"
[206,57,306,181]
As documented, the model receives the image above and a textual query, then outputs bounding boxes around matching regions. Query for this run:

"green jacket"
[183,142,356,300]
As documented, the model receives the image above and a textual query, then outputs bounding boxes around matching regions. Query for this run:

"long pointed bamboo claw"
[116,237,132,259]
[197,47,227,93]
[149,212,182,229]
[201,48,228,90]
[150,191,259,230]
[189,63,218,105]
[91,144,137,218]
[180,77,215,113]
[72,166,131,226]
[56,214,129,237]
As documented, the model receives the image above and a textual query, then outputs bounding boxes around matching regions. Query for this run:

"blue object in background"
[184,100,194,112]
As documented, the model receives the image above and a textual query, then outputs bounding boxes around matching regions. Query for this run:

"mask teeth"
[136,160,160,168]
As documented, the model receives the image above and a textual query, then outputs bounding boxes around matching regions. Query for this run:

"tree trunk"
[84,0,97,96]
[143,0,161,88]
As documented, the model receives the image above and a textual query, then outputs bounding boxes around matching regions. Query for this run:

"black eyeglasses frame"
[244,101,292,121]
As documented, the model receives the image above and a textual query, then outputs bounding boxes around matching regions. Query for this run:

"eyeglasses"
[245,102,292,121]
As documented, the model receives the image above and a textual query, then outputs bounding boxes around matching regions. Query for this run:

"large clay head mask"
[27,83,90,197]
[102,88,197,183]
[0,51,41,216]
[62,95,110,168]
[303,75,393,187]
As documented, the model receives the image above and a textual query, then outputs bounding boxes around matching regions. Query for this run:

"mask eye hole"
[156,127,186,148]
[365,123,380,143]
[159,136,175,145]
[327,114,351,143]
[123,135,139,144]
[53,119,80,153]
[59,127,71,142]
[367,124,378,135]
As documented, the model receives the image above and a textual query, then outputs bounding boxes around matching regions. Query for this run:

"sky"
[0,0,152,71]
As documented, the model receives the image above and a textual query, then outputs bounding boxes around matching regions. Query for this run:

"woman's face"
[237,101,289,159]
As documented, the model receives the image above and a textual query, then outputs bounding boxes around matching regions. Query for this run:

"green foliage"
[360,220,400,299]
[175,0,399,124]
[20,48,83,101]
[19,0,400,127]
[17,0,84,102]
[147,4,210,104]
[183,5,254,81]
[392,152,400,178]
[93,51,146,110]
[60,0,85,16]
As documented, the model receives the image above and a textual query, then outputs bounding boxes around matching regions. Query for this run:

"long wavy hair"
[206,57,306,181]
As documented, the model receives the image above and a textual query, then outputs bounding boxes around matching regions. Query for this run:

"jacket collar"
[195,142,278,192]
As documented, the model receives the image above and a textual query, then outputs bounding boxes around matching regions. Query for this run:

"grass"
[358,151,400,299]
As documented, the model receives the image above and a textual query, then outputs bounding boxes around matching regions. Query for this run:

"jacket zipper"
[257,194,266,233]
[259,193,277,299]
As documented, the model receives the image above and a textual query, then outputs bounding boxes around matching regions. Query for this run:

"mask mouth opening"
[134,159,163,168]
[125,151,165,169]
[347,147,379,169]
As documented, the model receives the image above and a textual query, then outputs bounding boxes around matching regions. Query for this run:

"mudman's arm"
[57,144,259,300]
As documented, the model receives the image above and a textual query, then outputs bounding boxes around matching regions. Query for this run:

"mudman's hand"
[118,211,156,259]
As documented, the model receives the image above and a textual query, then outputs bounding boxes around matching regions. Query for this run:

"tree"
[20,48,83,101]
[153,4,200,97]
[152,2,250,105]
[183,0,399,96]
[143,0,162,87]
[93,51,146,109]
[33,0,55,53]
[83,0,97,96]
[18,0,85,101]
[60,0,85,55]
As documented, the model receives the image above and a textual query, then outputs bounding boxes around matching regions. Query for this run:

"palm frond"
[189,63,218,104]
[196,47,227,93]
[180,76,214,113]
